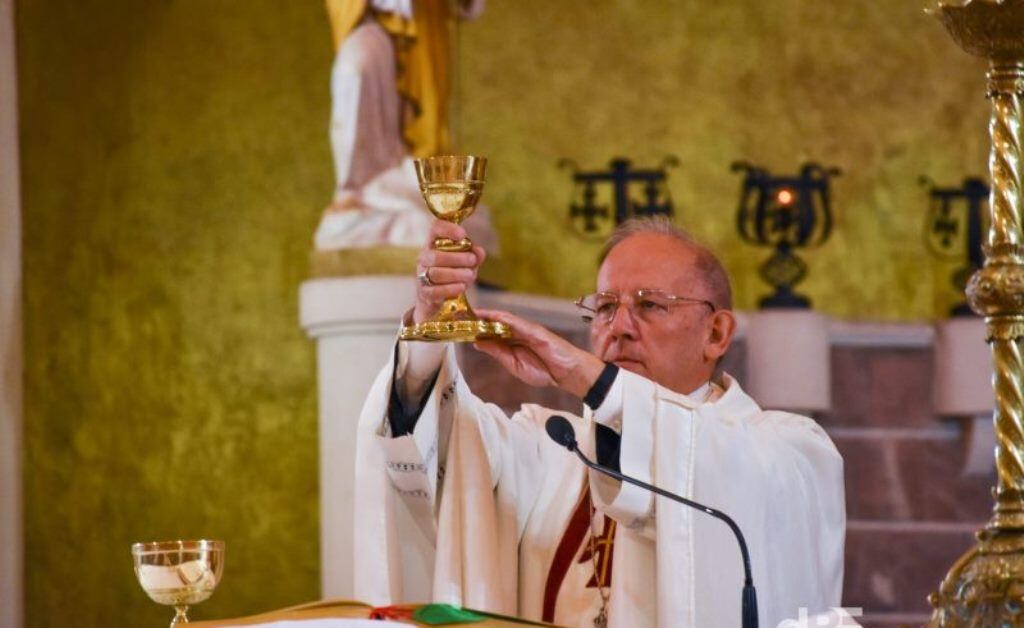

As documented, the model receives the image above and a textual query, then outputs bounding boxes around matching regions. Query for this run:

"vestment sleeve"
[587,371,659,536]
[375,338,545,532]
[387,333,447,436]
[374,341,455,511]
[688,406,845,621]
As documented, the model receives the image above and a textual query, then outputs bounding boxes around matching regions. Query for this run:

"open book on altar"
[192,598,862,627]
[190,599,557,627]
[226,621,406,628]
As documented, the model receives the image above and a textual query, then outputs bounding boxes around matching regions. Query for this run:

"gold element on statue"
[325,0,453,157]
[927,1,1024,625]
[400,156,510,343]
[132,539,225,627]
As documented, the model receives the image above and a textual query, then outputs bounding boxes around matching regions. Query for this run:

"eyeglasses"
[574,289,716,325]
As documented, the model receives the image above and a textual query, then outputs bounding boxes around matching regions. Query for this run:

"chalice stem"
[171,605,189,626]
[437,292,476,321]
[434,235,473,252]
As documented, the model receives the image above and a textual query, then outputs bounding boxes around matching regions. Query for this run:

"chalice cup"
[132,539,225,627]
[400,155,511,342]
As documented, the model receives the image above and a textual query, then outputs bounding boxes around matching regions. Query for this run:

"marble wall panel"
[835,436,993,522]
[895,439,993,522]
[825,347,935,428]
[843,526,977,615]
[835,437,912,521]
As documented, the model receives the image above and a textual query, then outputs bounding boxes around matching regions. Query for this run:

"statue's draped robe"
[325,0,451,159]
[353,347,846,627]
[314,1,497,252]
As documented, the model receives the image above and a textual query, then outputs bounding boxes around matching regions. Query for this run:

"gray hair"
[599,216,733,311]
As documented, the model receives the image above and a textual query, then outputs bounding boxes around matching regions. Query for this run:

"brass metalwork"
[928,1,1024,625]
[132,539,225,627]
[400,155,510,342]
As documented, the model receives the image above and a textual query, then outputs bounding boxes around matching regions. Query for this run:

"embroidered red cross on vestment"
[541,488,616,622]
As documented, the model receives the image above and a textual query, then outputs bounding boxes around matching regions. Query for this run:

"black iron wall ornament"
[921,176,987,317]
[731,161,841,309]
[560,156,679,238]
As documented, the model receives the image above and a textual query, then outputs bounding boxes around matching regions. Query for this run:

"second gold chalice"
[400,155,510,342]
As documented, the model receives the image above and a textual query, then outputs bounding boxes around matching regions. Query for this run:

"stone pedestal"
[744,309,832,413]
[933,318,994,477]
[933,317,991,416]
[299,275,415,599]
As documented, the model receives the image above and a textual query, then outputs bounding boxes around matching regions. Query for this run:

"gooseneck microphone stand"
[545,415,758,628]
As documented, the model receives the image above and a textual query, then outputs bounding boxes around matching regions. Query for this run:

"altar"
[190,600,554,627]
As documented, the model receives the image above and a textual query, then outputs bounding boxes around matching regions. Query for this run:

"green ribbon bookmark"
[412,603,487,625]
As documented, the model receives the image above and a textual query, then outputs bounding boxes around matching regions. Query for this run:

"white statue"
[314,0,495,255]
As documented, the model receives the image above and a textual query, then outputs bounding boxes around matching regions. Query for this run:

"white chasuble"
[352,345,845,627]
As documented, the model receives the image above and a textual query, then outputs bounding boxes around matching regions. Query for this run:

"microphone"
[545,415,758,628]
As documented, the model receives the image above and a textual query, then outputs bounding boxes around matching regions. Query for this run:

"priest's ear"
[703,308,737,364]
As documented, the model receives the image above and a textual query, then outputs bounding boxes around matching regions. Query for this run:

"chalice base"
[400,318,511,342]
[400,293,510,342]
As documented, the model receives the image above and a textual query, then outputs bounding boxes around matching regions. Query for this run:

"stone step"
[832,430,993,522]
[857,612,931,628]
[843,521,979,616]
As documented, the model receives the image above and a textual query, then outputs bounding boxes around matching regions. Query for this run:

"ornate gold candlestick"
[928,1,1024,625]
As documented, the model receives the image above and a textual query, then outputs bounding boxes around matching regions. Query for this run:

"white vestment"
[353,344,846,627]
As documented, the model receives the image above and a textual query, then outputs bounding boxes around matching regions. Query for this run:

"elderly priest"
[352,216,845,627]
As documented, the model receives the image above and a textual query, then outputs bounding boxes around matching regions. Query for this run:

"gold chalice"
[400,155,511,342]
[132,539,225,627]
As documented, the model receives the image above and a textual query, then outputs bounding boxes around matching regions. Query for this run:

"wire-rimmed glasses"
[574,289,716,325]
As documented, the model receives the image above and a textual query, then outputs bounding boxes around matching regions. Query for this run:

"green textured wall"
[18,1,991,626]
[19,1,330,625]
[461,2,990,319]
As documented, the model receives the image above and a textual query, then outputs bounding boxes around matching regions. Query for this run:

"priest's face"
[590,233,735,395]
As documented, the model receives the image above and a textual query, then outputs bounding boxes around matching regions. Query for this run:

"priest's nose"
[608,302,639,339]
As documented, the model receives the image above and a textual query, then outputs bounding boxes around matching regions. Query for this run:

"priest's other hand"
[413,220,486,324]
[473,309,605,399]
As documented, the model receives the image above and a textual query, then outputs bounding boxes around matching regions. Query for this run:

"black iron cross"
[561,157,678,236]
[921,176,988,316]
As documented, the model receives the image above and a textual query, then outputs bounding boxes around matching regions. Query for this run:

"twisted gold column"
[978,64,1024,528]
[985,66,1024,257]
[928,3,1024,625]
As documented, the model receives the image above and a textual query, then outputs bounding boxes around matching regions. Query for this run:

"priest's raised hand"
[412,219,485,325]
[472,309,605,399]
